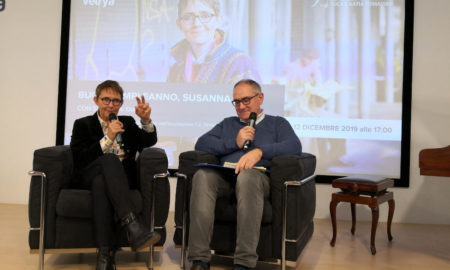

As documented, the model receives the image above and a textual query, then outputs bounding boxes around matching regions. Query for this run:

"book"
[223,162,267,173]
[192,162,267,173]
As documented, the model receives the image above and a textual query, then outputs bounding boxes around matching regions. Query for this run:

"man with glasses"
[188,79,302,270]
[70,80,159,270]
[167,0,260,83]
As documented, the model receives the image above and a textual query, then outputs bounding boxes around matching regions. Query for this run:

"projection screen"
[58,0,413,185]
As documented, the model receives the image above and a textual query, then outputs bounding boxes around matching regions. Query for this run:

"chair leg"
[148,172,170,269]
[181,207,186,270]
[176,172,188,270]
[370,205,379,255]
[29,171,47,270]
[281,178,315,269]
[350,203,356,235]
[281,180,306,270]
[148,246,153,270]
[387,199,395,241]
[329,199,339,246]
[39,249,45,270]
[148,174,156,270]
[281,183,288,270]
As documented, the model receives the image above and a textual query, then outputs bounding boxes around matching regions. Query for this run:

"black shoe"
[96,247,116,270]
[109,248,117,270]
[120,212,161,251]
[234,264,250,270]
[190,260,210,270]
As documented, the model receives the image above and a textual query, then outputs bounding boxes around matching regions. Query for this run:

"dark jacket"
[70,112,157,174]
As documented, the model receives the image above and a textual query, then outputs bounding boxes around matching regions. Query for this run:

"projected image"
[65,0,406,178]
[167,1,261,83]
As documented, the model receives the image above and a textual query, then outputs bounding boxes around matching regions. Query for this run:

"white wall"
[0,0,61,204]
[1,0,450,225]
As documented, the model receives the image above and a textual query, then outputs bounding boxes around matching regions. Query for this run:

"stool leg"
[370,205,379,255]
[387,199,395,241]
[330,199,339,246]
[351,203,356,235]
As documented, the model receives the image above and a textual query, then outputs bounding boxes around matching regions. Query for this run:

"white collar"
[97,112,107,127]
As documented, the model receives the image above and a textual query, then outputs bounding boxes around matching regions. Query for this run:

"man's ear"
[176,18,182,30]
[93,96,99,106]
[258,93,264,105]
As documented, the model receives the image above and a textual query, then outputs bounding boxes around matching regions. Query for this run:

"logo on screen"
[82,0,115,8]
[311,0,323,7]
[0,0,5,12]
[312,0,394,8]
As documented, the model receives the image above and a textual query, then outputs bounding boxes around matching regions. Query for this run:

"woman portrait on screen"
[167,0,261,84]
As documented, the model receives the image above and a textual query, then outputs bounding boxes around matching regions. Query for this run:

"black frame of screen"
[56,0,414,187]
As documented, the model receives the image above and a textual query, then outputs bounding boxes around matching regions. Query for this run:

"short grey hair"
[233,79,262,94]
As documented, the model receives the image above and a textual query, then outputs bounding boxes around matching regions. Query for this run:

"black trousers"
[78,154,138,247]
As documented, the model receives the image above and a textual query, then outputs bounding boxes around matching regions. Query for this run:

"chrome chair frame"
[149,172,170,269]
[281,174,315,270]
[176,171,316,270]
[174,172,188,269]
[28,170,46,270]
[27,170,169,270]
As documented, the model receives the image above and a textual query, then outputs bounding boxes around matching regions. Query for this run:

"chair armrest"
[28,145,73,249]
[138,147,169,245]
[269,153,316,258]
[178,150,220,178]
[270,153,316,182]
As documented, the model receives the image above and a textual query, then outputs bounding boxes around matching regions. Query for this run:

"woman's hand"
[135,95,151,124]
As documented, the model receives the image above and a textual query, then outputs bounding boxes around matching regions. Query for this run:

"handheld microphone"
[108,113,123,146]
[243,112,257,150]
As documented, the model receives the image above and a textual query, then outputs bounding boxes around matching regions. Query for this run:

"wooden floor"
[2,203,450,270]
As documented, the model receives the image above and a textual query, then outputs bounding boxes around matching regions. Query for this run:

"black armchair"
[28,145,170,270]
[173,150,316,269]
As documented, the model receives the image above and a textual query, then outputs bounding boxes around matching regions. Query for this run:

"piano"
[419,145,450,176]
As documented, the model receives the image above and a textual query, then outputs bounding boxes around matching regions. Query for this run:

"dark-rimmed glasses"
[100,97,122,106]
[180,12,215,25]
[231,93,259,107]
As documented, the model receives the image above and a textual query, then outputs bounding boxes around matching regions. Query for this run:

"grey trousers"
[188,168,270,268]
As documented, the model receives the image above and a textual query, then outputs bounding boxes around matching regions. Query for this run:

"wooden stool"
[329,175,395,254]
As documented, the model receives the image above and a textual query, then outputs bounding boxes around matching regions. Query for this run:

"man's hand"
[135,95,151,123]
[107,119,124,141]
[234,148,263,174]
[236,126,255,149]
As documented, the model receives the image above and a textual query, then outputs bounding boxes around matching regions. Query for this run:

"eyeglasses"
[180,12,215,25]
[231,93,259,107]
[99,97,122,106]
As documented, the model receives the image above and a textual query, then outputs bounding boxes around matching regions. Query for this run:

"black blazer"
[70,112,158,173]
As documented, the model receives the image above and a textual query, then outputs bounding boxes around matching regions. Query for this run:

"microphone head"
[108,113,117,122]
[249,112,257,120]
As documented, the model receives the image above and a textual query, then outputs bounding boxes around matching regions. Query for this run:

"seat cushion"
[56,189,143,218]
[332,175,394,193]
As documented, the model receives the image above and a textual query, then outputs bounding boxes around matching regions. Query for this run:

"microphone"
[243,112,257,150]
[108,113,123,146]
